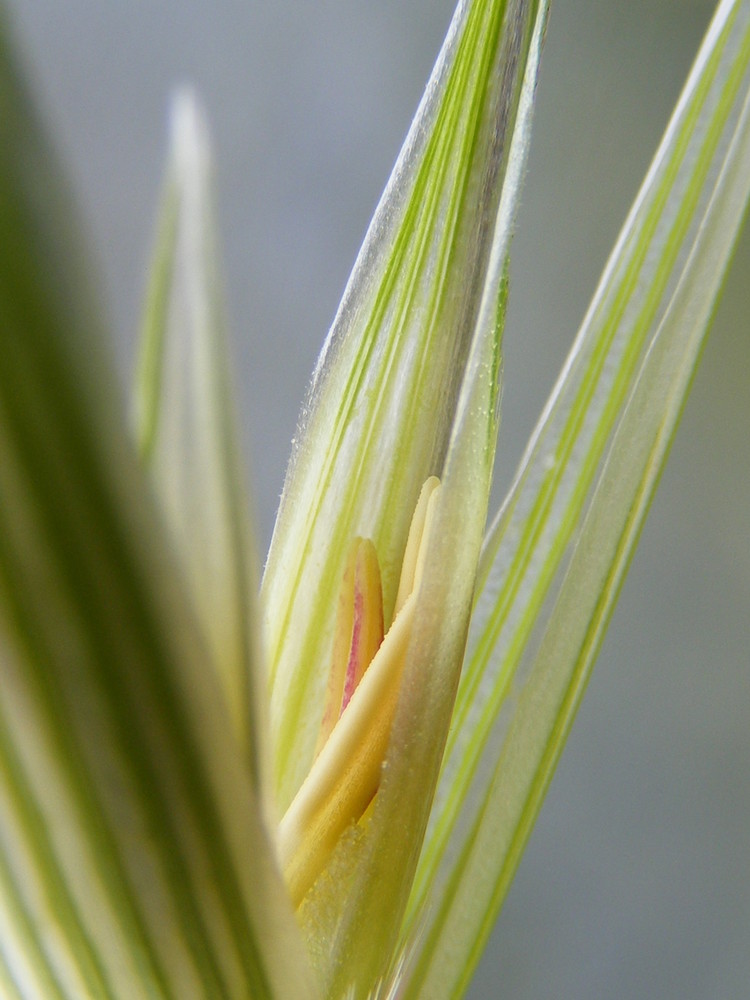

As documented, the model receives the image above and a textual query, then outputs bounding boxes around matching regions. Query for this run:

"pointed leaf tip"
[134,86,268,783]
[263,1,549,994]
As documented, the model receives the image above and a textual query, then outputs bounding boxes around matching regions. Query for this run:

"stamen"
[316,538,384,754]
[278,477,442,906]
[279,592,415,906]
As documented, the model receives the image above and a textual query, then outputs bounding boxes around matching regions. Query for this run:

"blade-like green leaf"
[400,2,750,995]
[285,1,548,995]
[262,0,547,814]
[0,15,313,999]
[134,91,266,787]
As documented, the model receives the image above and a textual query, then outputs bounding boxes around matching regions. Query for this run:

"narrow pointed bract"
[397,2,750,995]
[262,0,548,820]
[261,0,549,992]
[134,92,266,784]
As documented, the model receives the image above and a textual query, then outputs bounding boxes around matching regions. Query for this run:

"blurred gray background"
[7,2,749,998]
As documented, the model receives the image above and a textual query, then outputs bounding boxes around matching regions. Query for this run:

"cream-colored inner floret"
[278,477,441,906]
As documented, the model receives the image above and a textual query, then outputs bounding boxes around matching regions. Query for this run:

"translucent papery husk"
[262,0,547,814]
[287,2,548,995]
